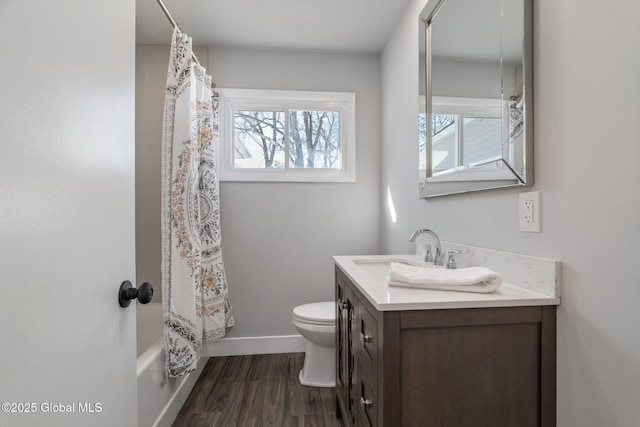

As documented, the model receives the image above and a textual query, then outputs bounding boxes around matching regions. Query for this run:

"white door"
[0,2,138,426]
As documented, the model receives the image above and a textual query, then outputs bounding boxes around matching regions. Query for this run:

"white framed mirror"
[419,0,533,198]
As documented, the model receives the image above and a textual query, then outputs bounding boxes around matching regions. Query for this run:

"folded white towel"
[387,262,502,293]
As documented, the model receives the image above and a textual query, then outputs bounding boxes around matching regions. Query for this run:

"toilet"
[292,301,336,387]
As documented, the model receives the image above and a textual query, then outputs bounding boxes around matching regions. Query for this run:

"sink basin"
[352,257,431,278]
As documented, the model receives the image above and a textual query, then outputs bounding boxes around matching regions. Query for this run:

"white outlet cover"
[519,191,541,232]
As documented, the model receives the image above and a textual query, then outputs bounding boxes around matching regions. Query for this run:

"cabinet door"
[357,304,378,384]
[399,308,544,427]
[355,369,378,427]
[336,274,357,425]
[355,304,378,427]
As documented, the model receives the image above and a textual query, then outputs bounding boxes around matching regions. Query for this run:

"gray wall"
[135,46,381,339]
[381,0,640,425]
[208,47,382,338]
[432,58,501,98]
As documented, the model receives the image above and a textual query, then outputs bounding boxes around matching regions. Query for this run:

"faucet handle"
[446,249,461,269]
[424,244,433,263]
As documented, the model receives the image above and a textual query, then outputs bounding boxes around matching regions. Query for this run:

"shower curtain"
[161,30,234,378]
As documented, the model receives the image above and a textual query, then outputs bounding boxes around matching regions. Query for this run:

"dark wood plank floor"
[173,353,343,427]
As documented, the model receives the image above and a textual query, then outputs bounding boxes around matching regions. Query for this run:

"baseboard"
[203,334,306,357]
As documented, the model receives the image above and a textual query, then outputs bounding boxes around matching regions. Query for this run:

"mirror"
[419,0,533,198]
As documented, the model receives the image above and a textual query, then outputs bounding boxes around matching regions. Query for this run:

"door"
[0,2,137,427]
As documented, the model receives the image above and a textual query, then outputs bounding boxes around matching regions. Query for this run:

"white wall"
[208,47,382,338]
[1,1,138,425]
[381,0,640,425]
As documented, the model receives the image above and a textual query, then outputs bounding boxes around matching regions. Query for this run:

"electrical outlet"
[523,200,533,223]
[519,191,540,232]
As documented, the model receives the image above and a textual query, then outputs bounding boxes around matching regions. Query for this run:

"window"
[219,89,356,182]
[419,96,503,179]
[431,114,502,173]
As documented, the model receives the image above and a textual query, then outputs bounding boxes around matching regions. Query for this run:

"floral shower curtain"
[161,30,234,378]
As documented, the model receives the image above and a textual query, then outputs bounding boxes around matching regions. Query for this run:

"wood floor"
[173,353,343,427]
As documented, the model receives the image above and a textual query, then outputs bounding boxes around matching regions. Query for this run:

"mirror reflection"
[419,0,533,198]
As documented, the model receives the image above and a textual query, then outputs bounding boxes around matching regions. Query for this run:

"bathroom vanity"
[334,254,560,427]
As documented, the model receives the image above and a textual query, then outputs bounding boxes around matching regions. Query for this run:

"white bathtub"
[136,302,208,427]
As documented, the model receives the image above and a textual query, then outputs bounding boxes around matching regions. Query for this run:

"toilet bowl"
[292,301,336,387]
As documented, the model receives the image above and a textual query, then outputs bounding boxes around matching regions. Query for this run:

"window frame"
[219,88,356,182]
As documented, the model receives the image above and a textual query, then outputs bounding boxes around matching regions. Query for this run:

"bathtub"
[136,302,208,427]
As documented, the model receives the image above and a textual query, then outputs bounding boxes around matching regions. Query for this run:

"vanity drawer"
[356,369,378,427]
[357,304,378,383]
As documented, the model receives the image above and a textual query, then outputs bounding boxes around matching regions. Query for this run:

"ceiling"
[136,0,412,53]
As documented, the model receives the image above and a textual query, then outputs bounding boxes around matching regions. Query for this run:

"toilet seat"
[293,302,335,326]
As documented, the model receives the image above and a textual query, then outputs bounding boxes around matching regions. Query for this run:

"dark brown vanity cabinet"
[335,266,557,427]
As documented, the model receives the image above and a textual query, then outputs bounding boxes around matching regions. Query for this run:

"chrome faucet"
[409,229,442,265]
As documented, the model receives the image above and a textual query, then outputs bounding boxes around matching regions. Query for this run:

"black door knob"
[118,281,154,307]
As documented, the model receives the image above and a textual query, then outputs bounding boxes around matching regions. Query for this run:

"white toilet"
[292,301,336,387]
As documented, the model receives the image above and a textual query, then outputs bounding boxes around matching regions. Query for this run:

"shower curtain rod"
[155,0,202,67]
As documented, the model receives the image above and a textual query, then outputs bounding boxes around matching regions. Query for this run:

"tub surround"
[333,243,560,312]
[137,303,208,427]
[137,344,208,427]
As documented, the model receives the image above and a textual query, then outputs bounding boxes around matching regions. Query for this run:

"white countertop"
[334,254,561,312]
